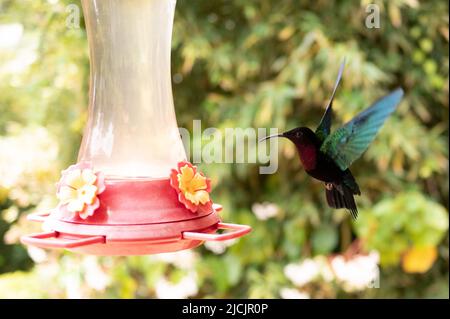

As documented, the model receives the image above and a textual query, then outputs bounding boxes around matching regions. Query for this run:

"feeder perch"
[21,0,251,255]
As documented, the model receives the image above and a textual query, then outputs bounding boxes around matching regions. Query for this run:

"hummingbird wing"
[320,88,404,171]
[315,58,346,142]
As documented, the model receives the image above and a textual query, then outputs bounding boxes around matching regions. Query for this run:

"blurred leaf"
[312,224,338,255]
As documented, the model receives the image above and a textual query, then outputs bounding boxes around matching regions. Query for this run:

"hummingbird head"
[259,127,317,146]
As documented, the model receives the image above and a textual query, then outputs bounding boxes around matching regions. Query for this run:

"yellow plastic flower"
[402,245,438,274]
[170,162,212,213]
[178,165,210,205]
[56,163,105,219]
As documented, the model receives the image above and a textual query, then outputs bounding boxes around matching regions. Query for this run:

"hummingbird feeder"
[21,0,251,255]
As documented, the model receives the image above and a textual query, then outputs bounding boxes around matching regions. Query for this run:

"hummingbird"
[260,60,404,219]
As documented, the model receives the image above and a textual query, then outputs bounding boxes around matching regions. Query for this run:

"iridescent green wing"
[315,59,346,143]
[320,88,404,171]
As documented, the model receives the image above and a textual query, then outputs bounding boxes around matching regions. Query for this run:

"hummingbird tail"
[325,183,358,219]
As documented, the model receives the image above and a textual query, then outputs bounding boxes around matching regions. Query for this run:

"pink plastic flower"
[56,162,105,219]
[170,161,213,213]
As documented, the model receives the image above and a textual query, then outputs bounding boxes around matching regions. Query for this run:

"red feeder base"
[21,178,251,255]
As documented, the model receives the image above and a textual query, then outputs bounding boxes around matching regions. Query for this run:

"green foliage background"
[0,0,448,298]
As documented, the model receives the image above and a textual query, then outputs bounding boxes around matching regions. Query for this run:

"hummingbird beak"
[259,133,284,142]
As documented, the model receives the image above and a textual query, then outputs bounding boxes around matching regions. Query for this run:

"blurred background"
[0,0,448,298]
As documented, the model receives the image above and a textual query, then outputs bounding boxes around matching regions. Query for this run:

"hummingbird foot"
[325,183,333,190]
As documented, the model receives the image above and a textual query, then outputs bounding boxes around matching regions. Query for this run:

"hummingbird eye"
[296,131,302,138]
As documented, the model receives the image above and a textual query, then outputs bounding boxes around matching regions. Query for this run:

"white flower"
[284,256,336,287]
[155,272,198,299]
[151,250,197,270]
[252,202,279,220]
[284,259,320,287]
[204,238,237,254]
[82,256,110,291]
[314,255,335,282]
[63,274,82,299]
[26,246,47,263]
[330,251,380,292]
[0,23,23,49]
[280,288,310,299]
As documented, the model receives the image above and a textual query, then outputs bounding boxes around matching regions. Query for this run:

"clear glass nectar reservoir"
[78,0,186,178]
